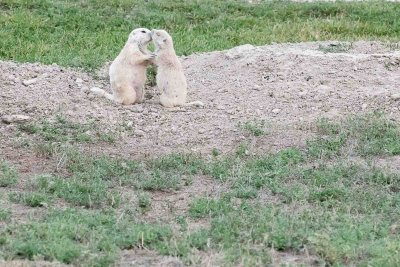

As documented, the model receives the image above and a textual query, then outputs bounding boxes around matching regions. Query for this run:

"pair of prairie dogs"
[91,28,203,108]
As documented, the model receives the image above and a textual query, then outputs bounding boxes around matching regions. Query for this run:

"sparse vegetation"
[0,161,19,187]
[18,115,116,144]
[2,113,400,266]
[240,120,268,137]
[318,42,353,53]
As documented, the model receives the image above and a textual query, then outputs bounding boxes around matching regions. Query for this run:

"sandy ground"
[1,41,399,159]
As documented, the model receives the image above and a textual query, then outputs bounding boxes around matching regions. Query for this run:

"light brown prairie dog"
[151,29,203,108]
[91,28,154,105]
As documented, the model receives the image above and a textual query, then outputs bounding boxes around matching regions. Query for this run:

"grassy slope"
[0,0,399,70]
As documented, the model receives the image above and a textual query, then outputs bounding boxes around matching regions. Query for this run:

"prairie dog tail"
[90,87,116,102]
[183,101,204,107]
[147,99,205,108]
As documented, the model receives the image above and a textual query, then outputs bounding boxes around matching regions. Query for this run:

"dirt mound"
[1,41,399,157]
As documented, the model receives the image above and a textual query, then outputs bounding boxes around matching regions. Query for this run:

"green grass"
[0,208,173,266]
[0,0,399,70]
[0,161,19,187]
[18,114,116,145]
[318,42,353,53]
[308,113,400,158]
[240,120,268,137]
[9,192,51,207]
[1,114,400,266]
[0,209,11,221]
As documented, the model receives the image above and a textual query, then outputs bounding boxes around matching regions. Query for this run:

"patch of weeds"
[0,161,19,187]
[139,171,182,191]
[149,154,206,175]
[33,142,60,158]
[205,156,242,181]
[146,65,157,87]
[33,174,120,208]
[308,188,347,202]
[189,198,233,219]
[232,186,258,199]
[137,191,151,212]
[307,113,400,157]
[18,115,115,144]
[346,113,400,156]
[18,122,39,134]
[0,209,11,221]
[186,229,209,250]
[0,209,172,266]
[239,120,267,137]
[318,42,353,53]
[385,42,400,51]
[211,148,221,157]
[9,192,51,207]
[234,148,304,191]
[236,143,249,157]
[175,215,188,232]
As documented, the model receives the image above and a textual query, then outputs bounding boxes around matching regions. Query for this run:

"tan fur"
[90,28,153,105]
[151,29,204,108]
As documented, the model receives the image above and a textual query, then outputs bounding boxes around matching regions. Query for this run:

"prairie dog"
[91,28,154,105]
[151,29,203,108]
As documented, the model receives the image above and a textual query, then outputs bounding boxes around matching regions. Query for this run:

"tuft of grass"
[240,120,267,137]
[308,113,400,157]
[0,209,11,221]
[9,192,51,208]
[137,191,151,212]
[0,1,399,70]
[18,115,116,145]
[0,161,19,187]
[0,209,173,266]
[318,42,353,53]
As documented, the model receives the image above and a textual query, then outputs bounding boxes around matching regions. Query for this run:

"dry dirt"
[1,41,399,159]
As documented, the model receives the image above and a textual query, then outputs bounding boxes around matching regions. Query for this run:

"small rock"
[299,90,308,97]
[216,105,225,110]
[131,105,144,113]
[252,85,261,91]
[225,44,254,59]
[390,93,400,100]
[198,129,205,134]
[22,78,37,86]
[318,85,330,91]
[75,78,83,84]
[2,115,31,124]
[134,129,145,137]
[127,121,133,127]
[80,86,90,93]
[272,108,281,114]
[362,103,368,110]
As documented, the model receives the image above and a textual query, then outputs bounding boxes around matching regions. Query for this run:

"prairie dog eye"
[141,30,146,33]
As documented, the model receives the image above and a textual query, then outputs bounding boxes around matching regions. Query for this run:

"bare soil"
[1,41,399,159]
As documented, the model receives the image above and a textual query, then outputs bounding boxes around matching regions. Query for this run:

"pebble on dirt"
[1,115,31,124]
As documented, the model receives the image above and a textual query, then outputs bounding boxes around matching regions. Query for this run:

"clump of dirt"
[0,41,399,158]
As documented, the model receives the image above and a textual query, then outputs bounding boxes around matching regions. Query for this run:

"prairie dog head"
[151,29,174,51]
[128,28,152,46]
